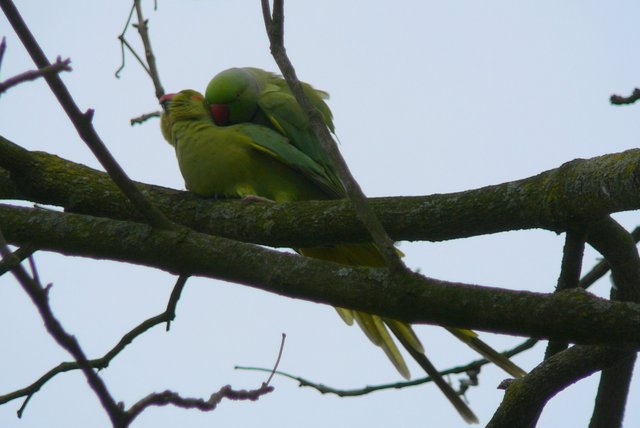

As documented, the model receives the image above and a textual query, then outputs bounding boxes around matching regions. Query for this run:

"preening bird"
[161,88,526,424]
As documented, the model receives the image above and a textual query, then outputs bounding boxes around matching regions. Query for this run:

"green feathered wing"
[162,90,525,424]
[205,70,527,378]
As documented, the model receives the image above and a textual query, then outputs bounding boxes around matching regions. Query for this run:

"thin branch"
[133,0,164,99]
[236,338,538,397]
[0,57,71,95]
[0,245,34,276]
[130,110,161,126]
[545,229,586,359]
[0,0,173,231]
[124,384,274,425]
[610,88,640,105]
[0,275,188,411]
[0,36,6,71]
[0,228,126,427]
[123,330,281,424]
[115,3,136,78]
[260,0,404,273]
[265,333,287,386]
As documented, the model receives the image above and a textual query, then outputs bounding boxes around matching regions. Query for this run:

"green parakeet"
[205,67,336,176]
[204,69,526,376]
[160,90,522,424]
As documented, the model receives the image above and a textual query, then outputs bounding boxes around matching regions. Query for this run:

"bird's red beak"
[159,93,175,104]
[210,103,230,125]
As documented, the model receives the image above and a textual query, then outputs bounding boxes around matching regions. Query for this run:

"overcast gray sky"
[1,1,639,427]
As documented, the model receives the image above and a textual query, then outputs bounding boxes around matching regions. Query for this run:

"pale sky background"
[1,1,640,427]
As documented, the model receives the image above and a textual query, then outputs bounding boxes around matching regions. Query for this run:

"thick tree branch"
[486,345,629,428]
[2,204,640,346]
[545,230,586,358]
[260,0,404,272]
[2,136,640,248]
[584,218,640,427]
[0,0,172,230]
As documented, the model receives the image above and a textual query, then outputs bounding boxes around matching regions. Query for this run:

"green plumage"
[162,89,526,424]
[205,67,338,187]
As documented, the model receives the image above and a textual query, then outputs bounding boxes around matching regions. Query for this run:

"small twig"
[116,34,151,78]
[0,36,6,71]
[265,333,286,386]
[260,0,405,273]
[0,57,71,95]
[124,383,274,425]
[165,275,187,331]
[130,110,161,126]
[0,0,173,231]
[610,88,640,105]
[133,0,164,100]
[236,338,538,397]
[0,228,126,427]
[0,245,34,276]
[545,229,586,359]
[0,275,189,411]
[115,4,139,78]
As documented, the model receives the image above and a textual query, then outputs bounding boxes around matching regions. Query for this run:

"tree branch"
[545,230,586,358]
[610,88,640,105]
[0,56,71,95]
[584,218,640,427]
[486,345,629,428]
[124,384,274,425]
[132,0,164,100]
[0,228,126,427]
[236,338,538,397]
[2,204,640,346]
[2,136,640,248]
[0,0,172,230]
[260,0,404,272]
[0,276,187,413]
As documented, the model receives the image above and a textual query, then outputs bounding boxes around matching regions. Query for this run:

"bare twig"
[265,333,286,386]
[0,228,126,427]
[0,36,6,71]
[133,0,164,99]
[260,0,404,273]
[236,338,538,397]
[0,57,71,95]
[124,329,281,425]
[610,88,640,105]
[545,229,586,359]
[0,0,173,231]
[124,384,274,425]
[0,275,188,412]
[130,110,161,126]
